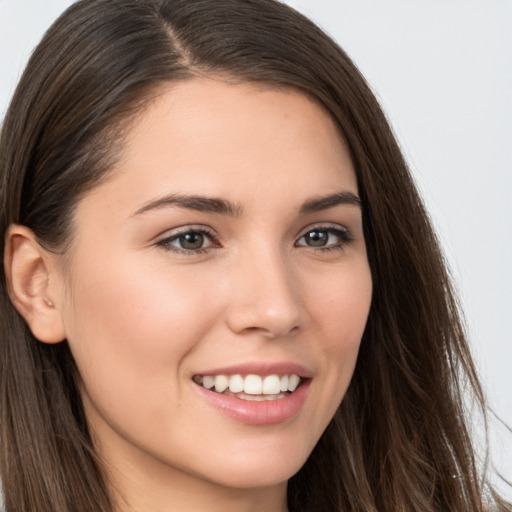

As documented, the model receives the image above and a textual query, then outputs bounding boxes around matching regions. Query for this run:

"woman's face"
[53,80,372,495]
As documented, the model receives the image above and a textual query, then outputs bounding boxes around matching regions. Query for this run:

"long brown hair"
[0,1,509,511]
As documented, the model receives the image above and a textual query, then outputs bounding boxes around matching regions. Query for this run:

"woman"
[0,1,509,511]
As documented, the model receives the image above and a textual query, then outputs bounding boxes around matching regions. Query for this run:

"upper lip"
[194,361,313,379]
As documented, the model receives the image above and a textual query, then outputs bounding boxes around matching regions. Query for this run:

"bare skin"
[7,79,372,512]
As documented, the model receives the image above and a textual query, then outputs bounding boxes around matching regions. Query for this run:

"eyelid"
[295,223,353,250]
[296,223,351,239]
[153,222,353,255]
[155,225,220,254]
[156,224,216,237]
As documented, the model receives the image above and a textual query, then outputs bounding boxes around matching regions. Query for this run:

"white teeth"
[214,375,229,393]
[228,374,244,393]
[288,374,300,392]
[197,373,303,396]
[203,375,215,389]
[263,375,281,395]
[235,392,287,401]
[244,374,263,395]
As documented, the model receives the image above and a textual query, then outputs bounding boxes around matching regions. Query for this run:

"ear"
[4,224,66,344]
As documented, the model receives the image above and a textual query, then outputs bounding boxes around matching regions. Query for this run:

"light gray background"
[1,0,510,498]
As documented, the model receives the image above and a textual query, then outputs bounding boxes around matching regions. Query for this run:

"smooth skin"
[6,79,373,512]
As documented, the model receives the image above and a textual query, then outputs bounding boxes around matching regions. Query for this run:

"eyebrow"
[133,194,243,217]
[132,190,361,217]
[299,191,362,215]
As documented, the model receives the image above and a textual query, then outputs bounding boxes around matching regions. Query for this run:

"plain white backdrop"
[0,0,510,499]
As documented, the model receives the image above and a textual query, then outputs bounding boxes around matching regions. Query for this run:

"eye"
[296,226,352,251]
[156,228,218,254]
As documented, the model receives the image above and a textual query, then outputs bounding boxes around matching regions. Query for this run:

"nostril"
[225,302,301,339]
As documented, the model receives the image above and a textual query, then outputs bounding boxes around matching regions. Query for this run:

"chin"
[191,436,313,490]
[203,462,302,490]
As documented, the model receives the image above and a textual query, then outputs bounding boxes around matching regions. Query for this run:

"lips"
[192,363,312,425]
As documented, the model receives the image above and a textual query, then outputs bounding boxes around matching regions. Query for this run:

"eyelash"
[156,225,353,255]
[156,227,219,255]
[295,225,353,253]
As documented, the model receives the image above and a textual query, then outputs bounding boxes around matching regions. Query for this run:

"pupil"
[180,233,204,250]
[307,230,328,246]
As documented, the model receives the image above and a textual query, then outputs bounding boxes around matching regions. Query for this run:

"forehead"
[77,78,357,220]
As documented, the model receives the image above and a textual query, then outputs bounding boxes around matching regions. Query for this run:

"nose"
[225,246,303,339]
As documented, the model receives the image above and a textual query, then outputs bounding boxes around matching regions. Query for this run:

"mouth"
[192,373,302,402]
[192,369,311,425]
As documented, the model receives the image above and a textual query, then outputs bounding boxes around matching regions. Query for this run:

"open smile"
[192,371,310,425]
[193,373,302,401]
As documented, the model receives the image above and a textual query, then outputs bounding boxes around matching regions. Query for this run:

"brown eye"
[157,228,217,253]
[303,230,329,247]
[178,232,205,250]
[296,226,352,251]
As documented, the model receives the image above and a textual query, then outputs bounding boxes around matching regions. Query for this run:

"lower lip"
[193,380,311,425]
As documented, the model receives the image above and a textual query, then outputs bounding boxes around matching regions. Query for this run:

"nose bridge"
[226,239,302,337]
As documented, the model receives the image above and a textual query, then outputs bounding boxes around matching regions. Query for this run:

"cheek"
[303,260,372,400]
[61,254,218,408]
[307,260,372,348]
[67,253,214,343]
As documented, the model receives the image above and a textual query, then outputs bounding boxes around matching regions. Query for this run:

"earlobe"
[4,224,66,344]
